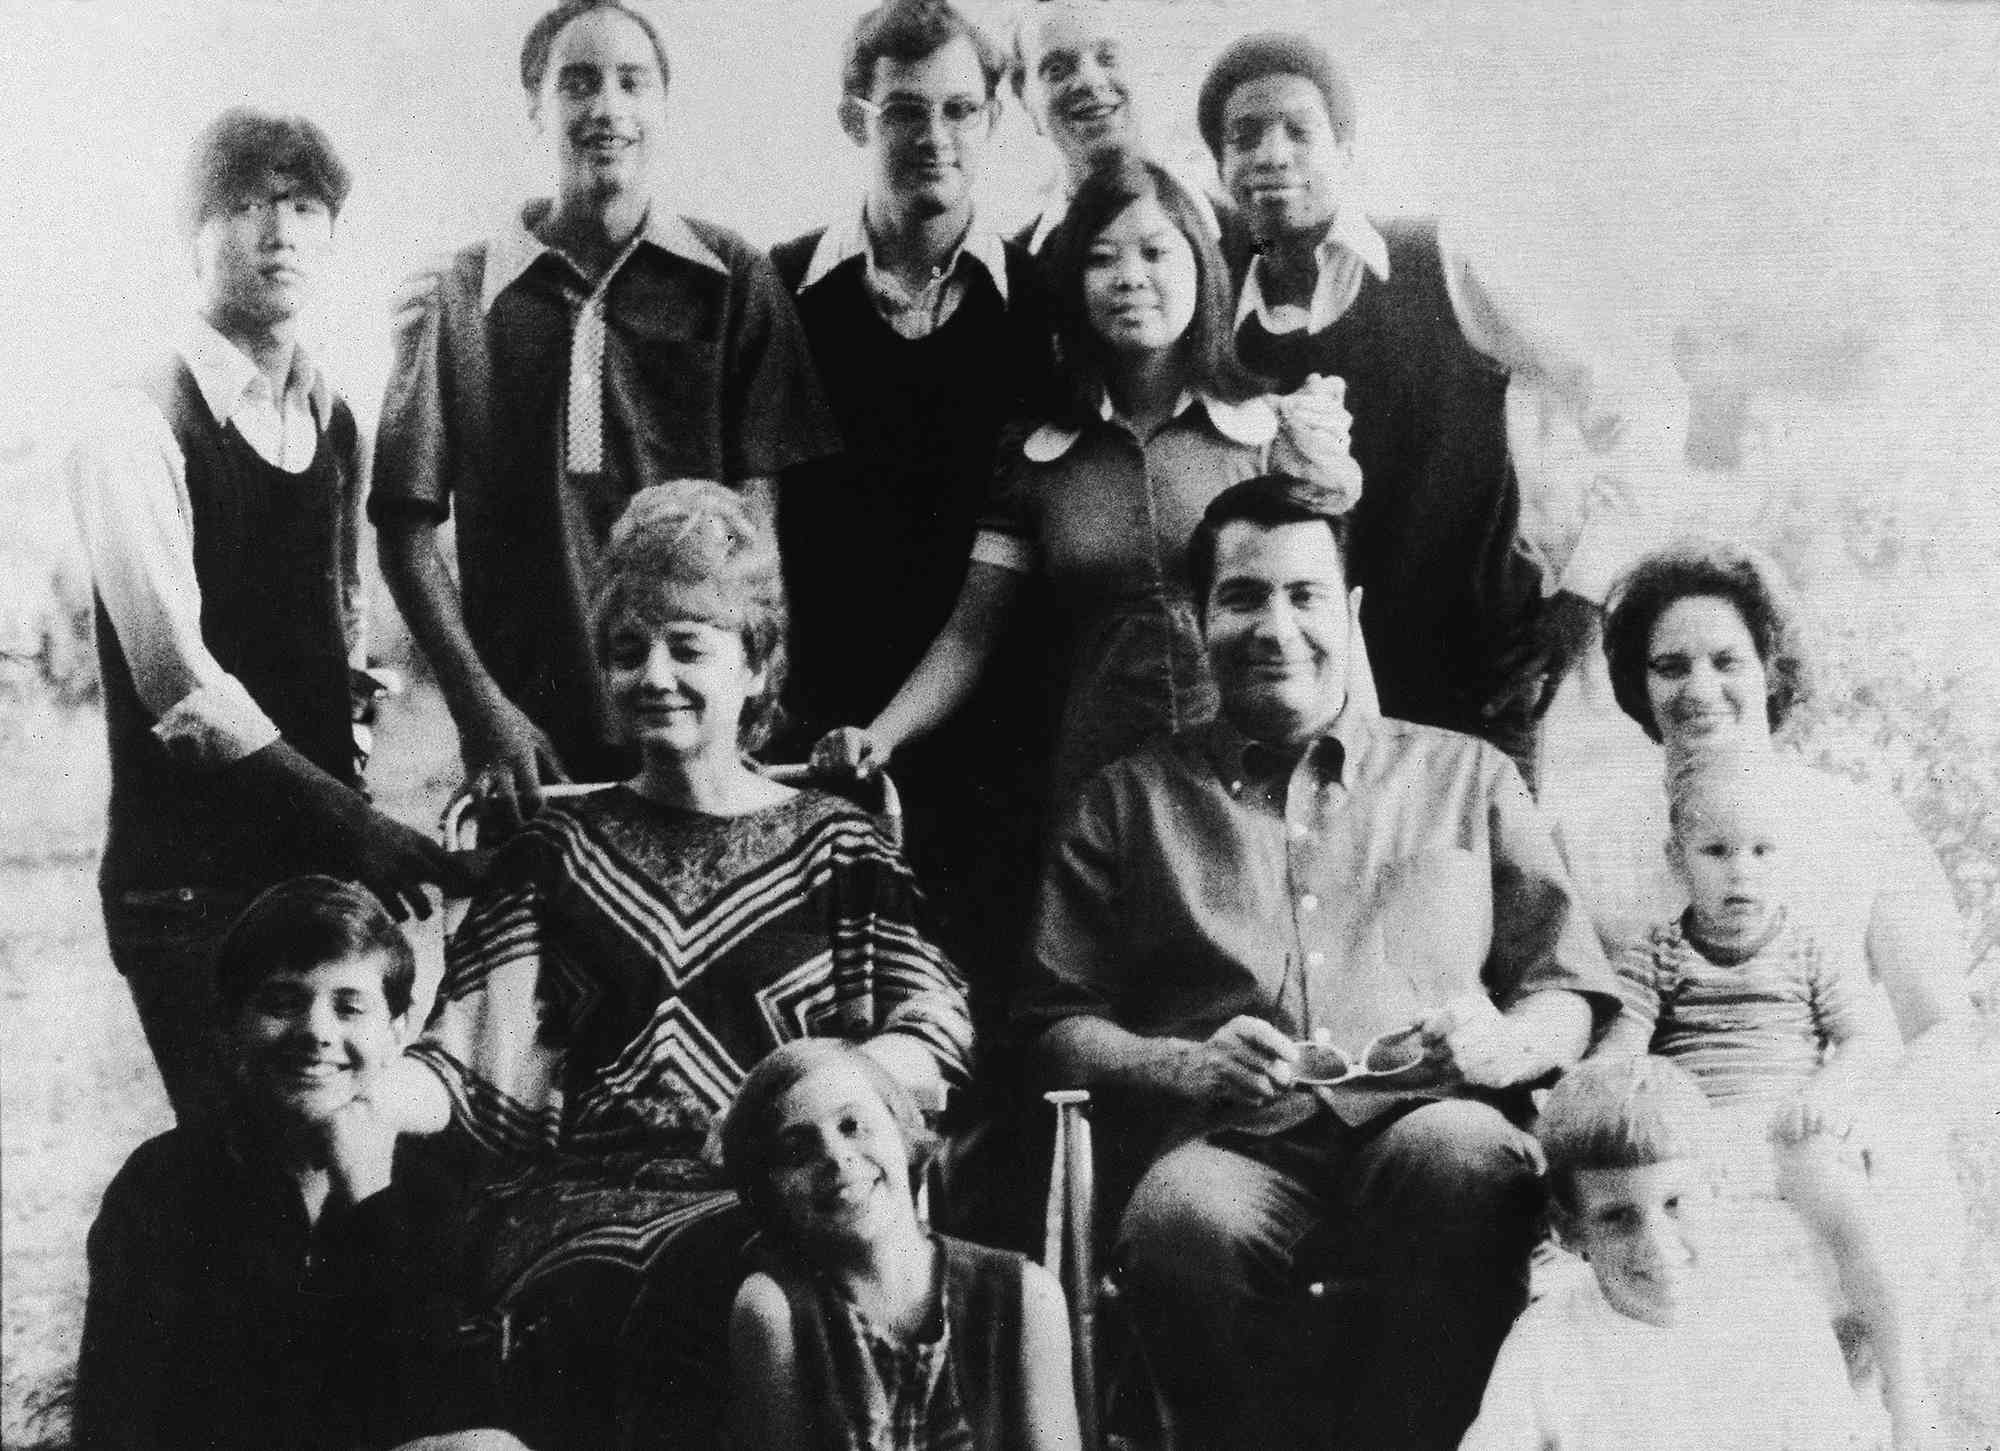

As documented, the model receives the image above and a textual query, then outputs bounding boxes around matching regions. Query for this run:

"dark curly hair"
[1196,31,1356,161]
[1601,539,1812,744]
[1041,147,1257,428]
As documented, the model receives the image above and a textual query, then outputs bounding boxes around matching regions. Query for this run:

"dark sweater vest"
[95,359,359,894]
[1228,216,1547,740]
[768,234,1057,796]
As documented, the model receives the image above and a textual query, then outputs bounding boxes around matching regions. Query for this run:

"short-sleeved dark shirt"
[370,201,837,779]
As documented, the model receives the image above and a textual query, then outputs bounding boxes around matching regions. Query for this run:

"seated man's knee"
[1349,1101,1542,1258]
[1118,1140,1313,1299]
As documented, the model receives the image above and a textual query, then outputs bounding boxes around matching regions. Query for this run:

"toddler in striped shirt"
[1602,749,1938,1450]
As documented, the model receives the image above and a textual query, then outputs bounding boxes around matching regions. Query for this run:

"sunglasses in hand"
[1291,1024,1429,1087]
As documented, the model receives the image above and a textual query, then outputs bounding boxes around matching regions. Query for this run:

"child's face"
[766,1059,913,1249]
[229,952,408,1126]
[1560,1159,1714,1329]
[1671,787,1787,940]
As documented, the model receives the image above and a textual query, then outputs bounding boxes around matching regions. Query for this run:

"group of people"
[63,1,1974,1449]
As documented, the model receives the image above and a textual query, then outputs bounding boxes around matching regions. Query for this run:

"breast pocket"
[620,332,725,481]
[1370,847,1493,1005]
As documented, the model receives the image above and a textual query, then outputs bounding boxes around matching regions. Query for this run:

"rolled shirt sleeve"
[67,392,281,766]
[1485,754,1621,1014]
[1014,772,1127,1034]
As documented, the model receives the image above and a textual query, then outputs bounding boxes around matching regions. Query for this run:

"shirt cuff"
[970,529,1035,574]
[152,677,281,767]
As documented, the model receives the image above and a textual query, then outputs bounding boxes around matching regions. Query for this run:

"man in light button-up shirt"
[1018,475,1617,1451]
[69,109,462,1125]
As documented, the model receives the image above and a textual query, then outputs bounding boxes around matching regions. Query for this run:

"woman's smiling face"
[605,610,761,761]
[1644,595,1771,751]
[1081,196,1199,360]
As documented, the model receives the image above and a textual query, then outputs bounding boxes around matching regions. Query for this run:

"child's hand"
[1769,1085,1858,1148]
[320,1096,399,1206]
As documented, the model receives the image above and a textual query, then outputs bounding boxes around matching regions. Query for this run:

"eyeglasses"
[852,94,993,136]
[1291,1024,1428,1087]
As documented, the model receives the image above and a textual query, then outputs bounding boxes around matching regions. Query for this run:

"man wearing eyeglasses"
[770,0,1057,1150]
[1017,475,1617,1450]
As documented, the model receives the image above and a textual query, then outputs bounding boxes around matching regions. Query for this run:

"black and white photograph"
[3,1,1997,1448]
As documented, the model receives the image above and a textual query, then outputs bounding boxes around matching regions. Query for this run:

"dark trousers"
[1118,1099,1543,1451]
[101,886,254,1127]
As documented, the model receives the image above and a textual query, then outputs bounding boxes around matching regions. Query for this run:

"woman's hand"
[810,726,892,781]
[1271,374,1364,510]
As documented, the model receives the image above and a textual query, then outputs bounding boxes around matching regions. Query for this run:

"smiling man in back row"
[1201,32,1689,784]
[373,0,835,828]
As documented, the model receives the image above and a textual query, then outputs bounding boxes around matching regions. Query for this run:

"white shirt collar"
[175,317,332,430]
[798,203,1009,304]
[1021,389,1277,462]
[1235,208,1392,333]
[480,200,728,313]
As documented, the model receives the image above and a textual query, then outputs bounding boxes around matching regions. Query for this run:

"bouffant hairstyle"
[519,0,671,96]
[1041,147,1257,428]
[1196,31,1357,161]
[721,1038,940,1242]
[179,108,352,240]
[212,876,417,1019]
[1187,473,1352,615]
[1601,539,1812,744]
[590,481,789,752]
[1538,1055,1715,1213]
[842,0,1006,102]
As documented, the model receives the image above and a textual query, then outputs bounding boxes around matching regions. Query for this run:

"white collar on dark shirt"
[1235,207,1391,335]
[176,316,333,432]
[797,202,1011,304]
[480,200,727,312]
[1020,389,1277,463]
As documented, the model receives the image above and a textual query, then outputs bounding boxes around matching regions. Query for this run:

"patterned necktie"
[564,224,647,477]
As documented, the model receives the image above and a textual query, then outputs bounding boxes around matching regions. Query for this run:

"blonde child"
[1600,750,1937,1449]
[1461,1055,1861,1450]
[721,1039,1080,1451]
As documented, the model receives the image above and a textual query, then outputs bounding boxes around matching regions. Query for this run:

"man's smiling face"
[535,7,668,200]
[1016,2,1135,178]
